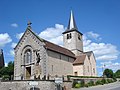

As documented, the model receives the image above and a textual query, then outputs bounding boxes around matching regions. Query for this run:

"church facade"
[14,11,97,80]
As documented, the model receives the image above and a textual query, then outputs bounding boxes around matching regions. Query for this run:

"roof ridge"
[14,24,75,58]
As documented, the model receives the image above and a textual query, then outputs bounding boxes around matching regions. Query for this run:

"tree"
[115,69,120,78]
[103,69,114,78]
[8,61,14,77]
[0,61,14,80]
[0,67,9,76]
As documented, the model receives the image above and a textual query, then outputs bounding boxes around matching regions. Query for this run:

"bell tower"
[63,10,83,56]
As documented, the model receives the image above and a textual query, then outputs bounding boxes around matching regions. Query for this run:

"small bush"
[84,84,89,87]
[75,83,81,88]
[106,79,109,83]
[101,79,107,84]
[88,81,94,86]
[95,80,102,85]
[2,75,10,80]
[80,81,85,87]
[107,79,112,83]
[72,81,78,88]
[113,77,117,82]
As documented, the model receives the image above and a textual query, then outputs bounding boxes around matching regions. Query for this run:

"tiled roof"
[44,40,75,58]
[73,55,86,65]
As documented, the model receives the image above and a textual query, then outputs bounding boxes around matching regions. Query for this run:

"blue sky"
[0,0,120,76]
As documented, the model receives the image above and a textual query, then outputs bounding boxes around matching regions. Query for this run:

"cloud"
[86,31,101,40]
[10,50,14,56]
[10,43,17,57]
[11,23,18,28]
[83,35,92,47]
[99,61,120,72]
[16,32,24,39]
[11,42,17,48]
[83,32,119,61]
[0,33,12,47]
[5,63,8,67]
[39,24,66,45]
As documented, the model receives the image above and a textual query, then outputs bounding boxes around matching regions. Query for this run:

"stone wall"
[83,56,92,76]
[89,53,97,76]
[47,50,74,79]
[0,80,72,90]
[73,65,83,76]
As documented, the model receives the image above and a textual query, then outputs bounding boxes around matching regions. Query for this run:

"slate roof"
[62,10,83,35]
[67,10,78,30]
[73,54,86,65]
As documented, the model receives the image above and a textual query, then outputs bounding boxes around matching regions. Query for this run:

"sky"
[0,0,120,76]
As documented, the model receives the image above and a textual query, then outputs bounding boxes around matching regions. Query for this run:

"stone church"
[14,11,97,80]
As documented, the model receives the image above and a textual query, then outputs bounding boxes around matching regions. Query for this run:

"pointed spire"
[62,10,83,35]
[67,10,78,30]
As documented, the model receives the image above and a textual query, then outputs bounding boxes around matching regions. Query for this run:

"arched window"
[78,34,82,40]
[24,49,32,64]
[67,33,72,39]
[70,33,72,38]
[67,34,69,39]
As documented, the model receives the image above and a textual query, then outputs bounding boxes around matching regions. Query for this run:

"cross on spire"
[27,21,32,26]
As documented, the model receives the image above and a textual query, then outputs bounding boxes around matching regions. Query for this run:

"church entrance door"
[26,67,31,79]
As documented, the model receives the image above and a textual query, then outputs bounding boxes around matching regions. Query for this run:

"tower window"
[70,33,72,38]
[67,34,69,39]
[78,34,81,40]
[67,33,72,39]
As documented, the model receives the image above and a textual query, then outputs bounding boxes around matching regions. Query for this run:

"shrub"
[2,75,10,80]
[95,80,102,85]
[107,79,113,83]
[72,81,78,88]
[101,78,107,84]
[74,83,81,88]
[84,84,89,87]
[113,77,117,82]
[106,79,110,83]
[80,81,85,87]
[88,81,95,86]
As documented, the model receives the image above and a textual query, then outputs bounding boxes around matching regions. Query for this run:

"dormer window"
[67,33,72,39]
